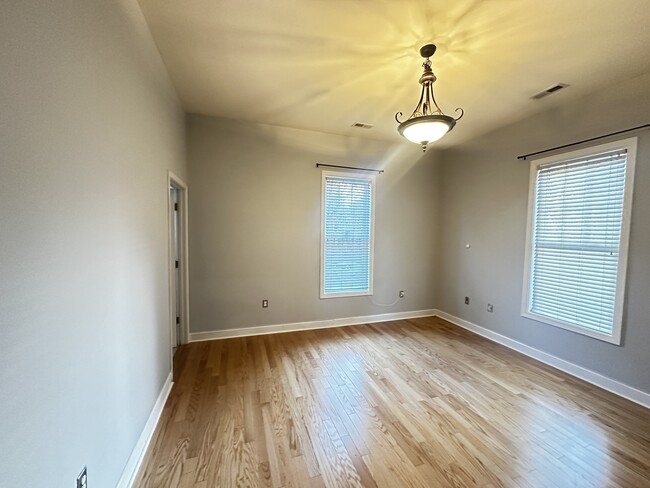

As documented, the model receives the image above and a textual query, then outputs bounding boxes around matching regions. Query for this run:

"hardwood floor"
[134,317,650,488]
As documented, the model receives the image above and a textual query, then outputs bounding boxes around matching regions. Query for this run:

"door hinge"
[175,260,179,268]
[174,203,178,211]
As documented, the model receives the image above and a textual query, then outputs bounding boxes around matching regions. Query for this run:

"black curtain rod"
[517,124,650,160]
[316,163,384,174]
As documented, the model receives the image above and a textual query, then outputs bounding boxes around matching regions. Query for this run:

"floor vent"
[531,83,569,99]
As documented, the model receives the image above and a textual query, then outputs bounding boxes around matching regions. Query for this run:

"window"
[522,138,637,344]
[320,171,375,298]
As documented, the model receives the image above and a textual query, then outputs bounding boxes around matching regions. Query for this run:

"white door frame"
[167,171,190,365]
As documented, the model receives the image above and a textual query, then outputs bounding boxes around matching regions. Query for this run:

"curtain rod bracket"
[518,124,650,160]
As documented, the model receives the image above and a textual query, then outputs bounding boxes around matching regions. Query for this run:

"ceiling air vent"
[531,83,569,100]
[351,122,373,129]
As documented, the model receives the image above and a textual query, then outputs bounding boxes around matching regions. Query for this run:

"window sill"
[521,311,621,345]
[320,291,373,299]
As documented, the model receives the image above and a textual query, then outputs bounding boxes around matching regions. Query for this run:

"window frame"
[521,138,637,345]
[320,170,376,299]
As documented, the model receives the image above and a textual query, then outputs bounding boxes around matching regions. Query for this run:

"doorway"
[168,172,189,369]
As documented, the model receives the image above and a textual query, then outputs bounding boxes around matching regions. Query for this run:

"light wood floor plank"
[134,317,650,487]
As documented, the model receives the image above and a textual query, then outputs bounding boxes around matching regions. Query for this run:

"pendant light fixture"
[396,44,464,151]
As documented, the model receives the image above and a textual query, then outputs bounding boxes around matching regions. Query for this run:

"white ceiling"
[137,0,650,147]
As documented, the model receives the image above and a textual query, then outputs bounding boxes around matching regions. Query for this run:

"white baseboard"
[434,310,650,409]
[188,309,438,342]
[116,372,173,488]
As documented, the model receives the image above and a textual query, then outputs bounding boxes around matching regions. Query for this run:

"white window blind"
[321,172,374,297]
[523,139,636,344]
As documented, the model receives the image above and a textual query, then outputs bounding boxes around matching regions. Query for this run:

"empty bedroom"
[1,0,649,487]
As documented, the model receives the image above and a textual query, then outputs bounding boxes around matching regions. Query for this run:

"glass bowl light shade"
[397,115,457,145]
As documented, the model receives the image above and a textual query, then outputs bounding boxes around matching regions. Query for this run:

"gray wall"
[0,0,186,487]
[437,73,650,393]
[187,115,439,332]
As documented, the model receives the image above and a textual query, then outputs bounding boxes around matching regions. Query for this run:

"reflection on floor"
[135,316,650,488]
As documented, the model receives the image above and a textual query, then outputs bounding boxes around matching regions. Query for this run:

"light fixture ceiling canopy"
[396,43,463,150]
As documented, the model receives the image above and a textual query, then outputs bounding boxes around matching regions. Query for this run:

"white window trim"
[320,170,376,299]
[521,137,637,345]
